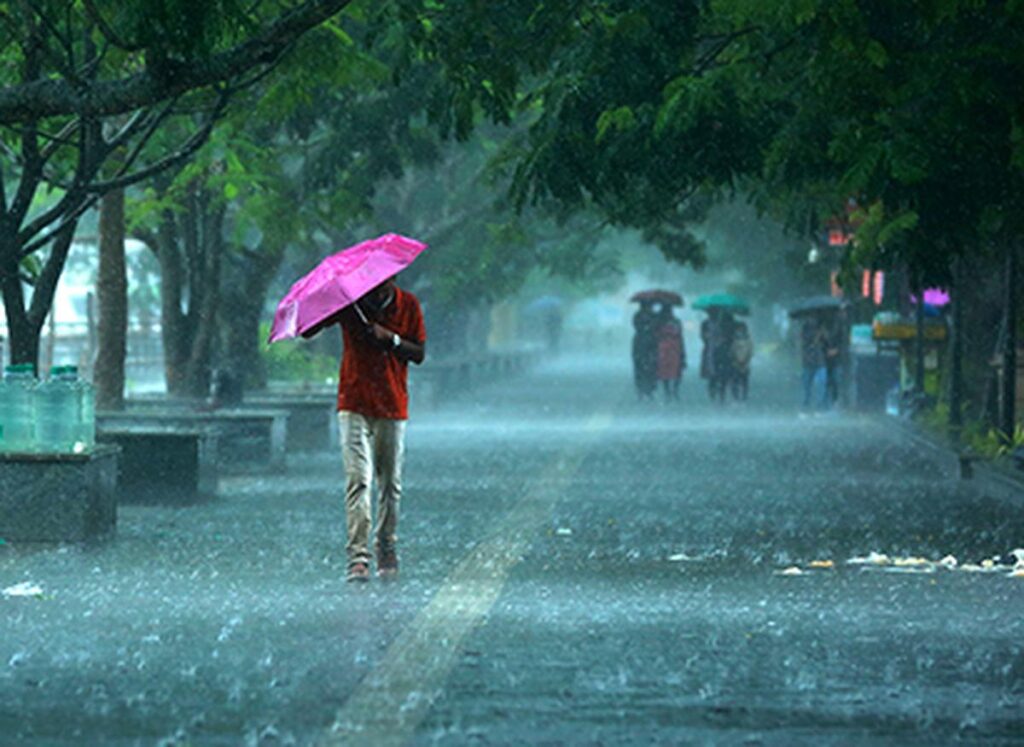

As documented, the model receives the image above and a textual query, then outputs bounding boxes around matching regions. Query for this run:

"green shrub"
[966,423,1024,459]
[259,322,337,384]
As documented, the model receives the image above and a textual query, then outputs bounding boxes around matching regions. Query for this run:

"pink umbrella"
[268,233,427,343]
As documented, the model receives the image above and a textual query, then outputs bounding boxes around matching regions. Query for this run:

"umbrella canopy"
[692,293,750,315]
[911,288,951,307]
[629,289,684,306]
[787,295,845,318]
[268,233,427,343]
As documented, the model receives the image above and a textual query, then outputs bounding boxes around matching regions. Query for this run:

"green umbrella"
[692,293,751,315]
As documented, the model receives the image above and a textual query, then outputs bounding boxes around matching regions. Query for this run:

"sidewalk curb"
[887,415,1024,507]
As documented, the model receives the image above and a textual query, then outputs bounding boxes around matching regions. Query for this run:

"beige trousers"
[338,411,406,567]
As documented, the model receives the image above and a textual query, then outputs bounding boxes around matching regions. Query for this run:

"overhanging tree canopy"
[0,0,355,368]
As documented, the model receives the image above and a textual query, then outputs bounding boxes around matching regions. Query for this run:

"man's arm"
[300,307,357,339]
[367,322,426,364]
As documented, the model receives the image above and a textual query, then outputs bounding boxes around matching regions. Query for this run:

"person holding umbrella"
[631,299,659,400]
[630,290,683,400]
[655,302,686,401]
[788,297,846,411]
[270,234,427,583]
[692,294,750,403]
[799,316,828,410]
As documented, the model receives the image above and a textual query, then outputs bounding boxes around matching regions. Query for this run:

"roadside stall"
[871,310,948,411]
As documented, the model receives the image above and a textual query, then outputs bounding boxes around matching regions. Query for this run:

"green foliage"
[258,323,337,383]
[391,0,751,253]
[697,1,1023,295]
[88,0,253,58]
[595,106,637,143]
[395,0,1020,285]
[967,424,1024,460]
[916,401,950,434]
[846,203,919,269]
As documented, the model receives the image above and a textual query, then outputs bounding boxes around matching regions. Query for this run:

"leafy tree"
[702,1,1024,427]
[705,1,1024,284]
[386,1,762,268]
[127,10,440,396]
[388,2,1023,290]
[0,0,356,370]
[356,126,622,356]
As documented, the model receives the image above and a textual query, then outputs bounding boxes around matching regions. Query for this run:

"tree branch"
[18,114,105,247]
[0,0,355,123]
[693,26,760,76]
[81,0,143,52]
[18,92,228,255]
[9,15,44,226]
[27,220,76,331]
[27,2,80,85]
[86,92,229,193]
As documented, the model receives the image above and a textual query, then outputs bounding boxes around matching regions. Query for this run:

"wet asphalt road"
[1,354,1023,746]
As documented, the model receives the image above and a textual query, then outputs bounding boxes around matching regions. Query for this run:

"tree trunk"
[147,188,225,400]
[0,226,76,373]
[949,257,963,444]
[0,242,36,370]
[180,199,224,399]
[219,246,283,393]
[1002,243,1018,438]
[150,208,189,394]
[221,294,267,391]
[1,303,39,372]
[94,188,128,410]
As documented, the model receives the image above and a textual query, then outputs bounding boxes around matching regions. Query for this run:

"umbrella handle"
[352,302,370,326]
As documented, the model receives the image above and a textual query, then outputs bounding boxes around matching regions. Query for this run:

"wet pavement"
[2,354,1023,746]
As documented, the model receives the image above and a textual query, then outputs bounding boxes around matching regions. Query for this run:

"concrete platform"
[97,425,219,504]
[0,445,119,542]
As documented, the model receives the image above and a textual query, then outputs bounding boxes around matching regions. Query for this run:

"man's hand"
[365,321,426,363]
[369,322,396,346]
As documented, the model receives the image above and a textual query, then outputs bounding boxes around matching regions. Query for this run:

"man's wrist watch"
[391,333,401,349]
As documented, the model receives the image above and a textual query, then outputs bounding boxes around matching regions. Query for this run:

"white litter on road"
[2,582,44,598]
[776,567,804,576]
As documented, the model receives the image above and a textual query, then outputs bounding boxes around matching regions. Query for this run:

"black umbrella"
[630,289,684,306]
[788,295,846,318]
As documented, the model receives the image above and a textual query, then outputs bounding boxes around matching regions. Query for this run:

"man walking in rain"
[303,276,426,582]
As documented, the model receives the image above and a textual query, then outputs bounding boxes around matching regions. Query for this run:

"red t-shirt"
[336,287,426,420]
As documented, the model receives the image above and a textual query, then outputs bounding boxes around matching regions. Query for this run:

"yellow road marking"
[320,412,613,746]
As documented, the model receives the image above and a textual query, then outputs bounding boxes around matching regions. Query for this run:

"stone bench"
[0,446,119,542]
[97,425,218,504]
[98,408,288,472]
[240,394,337,451]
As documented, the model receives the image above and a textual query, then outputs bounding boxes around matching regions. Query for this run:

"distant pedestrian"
[823,309,848,408]
[655,304,685,401]
[302,276,426,582]
[632,300,658,400]
[544,306,563,351]
[699,311,716,395]
[800,318,827,410]
[730,322,753,401]
[702,310,736,403]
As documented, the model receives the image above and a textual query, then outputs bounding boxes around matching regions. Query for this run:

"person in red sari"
[655,304,686,402]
